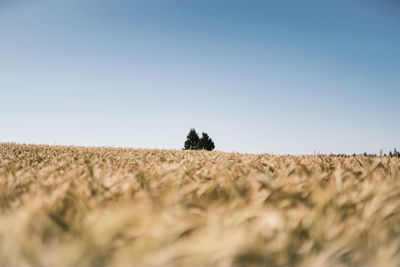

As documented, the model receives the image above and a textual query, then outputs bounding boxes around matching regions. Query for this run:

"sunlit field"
[1,143,400,266]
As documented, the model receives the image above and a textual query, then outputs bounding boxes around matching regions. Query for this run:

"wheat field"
[1,143,400,266]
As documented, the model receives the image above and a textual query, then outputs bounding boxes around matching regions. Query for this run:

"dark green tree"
[184,129,201,150]
[199,132,215,151]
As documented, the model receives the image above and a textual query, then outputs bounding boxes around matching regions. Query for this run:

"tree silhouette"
[184,129,215,151]
[199,132,215,151]
[184,129,201,150]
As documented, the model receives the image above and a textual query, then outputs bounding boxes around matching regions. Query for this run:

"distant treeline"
[327,149,400,158]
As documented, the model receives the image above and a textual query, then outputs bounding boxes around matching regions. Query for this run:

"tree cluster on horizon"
[184,129,215,151]
[388,148,400,158]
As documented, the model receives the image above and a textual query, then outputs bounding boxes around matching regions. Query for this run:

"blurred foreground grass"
[1,143,400,266]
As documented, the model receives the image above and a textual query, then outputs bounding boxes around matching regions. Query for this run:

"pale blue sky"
[1,0,399,154]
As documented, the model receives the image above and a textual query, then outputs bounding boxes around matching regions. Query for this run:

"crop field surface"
[1,143,400,267]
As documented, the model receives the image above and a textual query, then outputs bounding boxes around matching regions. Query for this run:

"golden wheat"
[0,143,400,266]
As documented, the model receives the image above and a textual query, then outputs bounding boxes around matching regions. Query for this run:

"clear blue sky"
[1,0,399,154]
